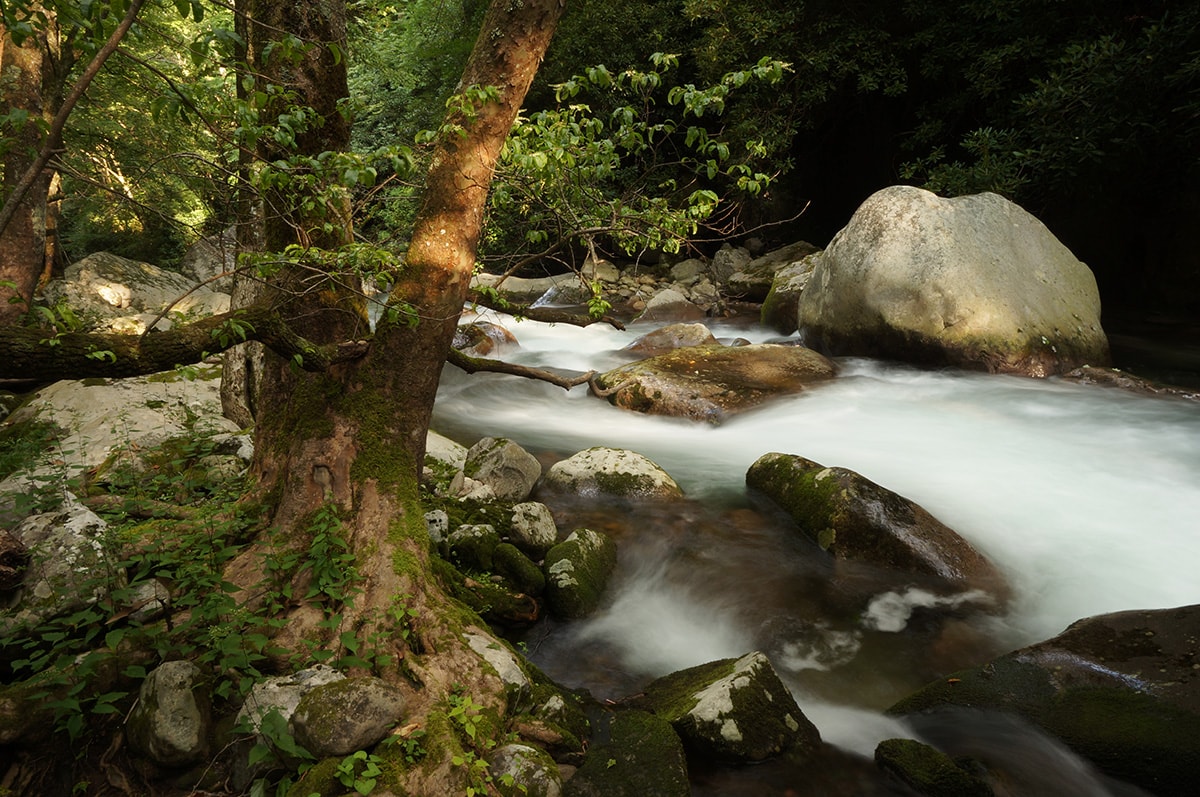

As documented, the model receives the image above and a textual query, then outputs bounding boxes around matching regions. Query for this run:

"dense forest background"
[10,0,1200,320]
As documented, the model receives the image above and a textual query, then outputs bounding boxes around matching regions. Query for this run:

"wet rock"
[887,604,1200,795]
[509,501,559,556]
[874,738,992,797]
[489,743,563,797]
[1062,365,1200,400]
[728,240,820,302]
[126,660,211,767]
[291,676,407,758]
[543,528,617,619]
[761,253,820,334]
[564,709,689,797]
[454,321,519,357]
[472,272,577,304]
[465,630,531,699]
[631,287,706,324]
[797,186,1110,376]
[710,244,751,282]
[747,453,1008,601]
[622,322,718,356]
[464,437,542,502]
[540,447,682,501]
[592,344,835,422]
[636,651,821,762]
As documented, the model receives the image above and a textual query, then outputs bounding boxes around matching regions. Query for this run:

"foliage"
[481,52,789,274]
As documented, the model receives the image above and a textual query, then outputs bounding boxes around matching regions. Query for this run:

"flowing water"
[432,311,1200,793]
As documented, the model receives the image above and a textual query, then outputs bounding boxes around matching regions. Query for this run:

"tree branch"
[0,303,369,381]
[446,348,595,390]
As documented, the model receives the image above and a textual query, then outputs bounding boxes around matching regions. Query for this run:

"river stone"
[622,322,718,356]
[236,665,346,735]
[488,743,562,797]
[592,343,836,422]
[472,271,577,304]
[493,542,546,596]
[543,528,618,619]
[637,651,821,762]
[465,629,531,698]
[464,437,542,502]
[454,321,519,357]
[796,186,1110,376]
[126,660,211,767]
[291,676,407,758]
[761,253,820,334]
[541,447,682,500]
[446,523,501,571]
[728,240,820,301]
[564,709,689,797]
[887,604,1200,795]
[874,738,992,797]
[747,453,1008,601]
[710,243,752,281]
[508,501,558,556]
[632,287,706,324]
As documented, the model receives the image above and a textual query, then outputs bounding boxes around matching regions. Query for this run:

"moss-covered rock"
[887,604,1200,795]
[874,738,992,797]
[637,651,821,763]
[760,252,820,334]
[564,709,689,797]
[126,660,212,767]
[543,528,618,620]
[591,343,835,422]
[540,447,683,501]
[494,542,546,596]
[489,743,563,797]
[445,523,502,571]
[291,677,407,758]
[746,453,1008,601]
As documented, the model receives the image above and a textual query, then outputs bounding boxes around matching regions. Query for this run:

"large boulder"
[592,343,835,422]
[463,437,542,502]
[42,251,229,333]
[888,604,1200,795]
[636,651,821,762]
[746,453,1007,601]
[540,447,682,501]
[290,676,408,758]
[796,186,1110,376]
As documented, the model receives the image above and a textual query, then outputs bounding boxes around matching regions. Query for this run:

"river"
[432,311,1200,794]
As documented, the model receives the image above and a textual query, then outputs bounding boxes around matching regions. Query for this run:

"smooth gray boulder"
[508,501,558,556]
[637,651,821,762]
[888,604,1200,795]
[746,453,1008,601]
[797,186,1110,376]
[632,287,706,324]
[592,343,835,422]
[541,447,682,501]
[126,660,211,767]
[761,253,820,334]
[543,528,618,619]
[622,322,718,356]
[291,676,407,758]
[464,437,542,502]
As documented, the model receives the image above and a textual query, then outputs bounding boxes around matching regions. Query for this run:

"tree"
[2,0,567,791]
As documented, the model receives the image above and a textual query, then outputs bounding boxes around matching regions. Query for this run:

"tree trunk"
[229,0,566,791]
[0,14,72,322]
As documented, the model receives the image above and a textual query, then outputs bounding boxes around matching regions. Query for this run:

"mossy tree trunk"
[230,0,566,791]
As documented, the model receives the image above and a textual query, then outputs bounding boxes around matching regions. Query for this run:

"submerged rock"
[543,528,618,619]
[592,343,835,422]
[797,186,1110,376]
[454,321,519,357]
[637,651,821,762]
[564,709,689,797]
[887,604,1200,795]
[540,447,682,501]
[746,453,1008,602]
